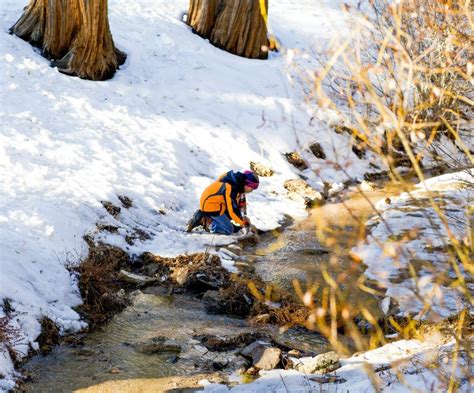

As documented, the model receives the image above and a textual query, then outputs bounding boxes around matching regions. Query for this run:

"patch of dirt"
[96,223,119,233]
[284,179,324,207]
[100,201,121,217]
[284,152,308,170]
[117,195,133,208]
[308,142,327,160]
[250,161,274,177]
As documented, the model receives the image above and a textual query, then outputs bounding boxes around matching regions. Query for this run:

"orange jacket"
[199,180,245,227]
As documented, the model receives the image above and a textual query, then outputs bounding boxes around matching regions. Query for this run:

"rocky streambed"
[18,180,416,392]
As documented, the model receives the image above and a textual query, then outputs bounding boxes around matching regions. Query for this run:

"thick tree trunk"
[11,0,125,81]
[187,0,269,59]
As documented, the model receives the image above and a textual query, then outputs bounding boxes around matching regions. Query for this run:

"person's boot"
[201,216,212,232]
[185,210,204,232]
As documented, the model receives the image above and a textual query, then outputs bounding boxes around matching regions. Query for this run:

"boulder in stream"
[240,341,282,370]
[196,332,265,352]
[134,336,182,355]
[293,351,340,374]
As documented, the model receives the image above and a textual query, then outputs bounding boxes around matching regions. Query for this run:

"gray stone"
[294,351,340,374]
[226,244,243,255]
[234,356,251,374]
[240,341,267,358]
[134,336,181,355]
[118,270,157,287]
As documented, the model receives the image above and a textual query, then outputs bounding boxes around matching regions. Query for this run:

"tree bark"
[187,0,269,60]
[11,0,125,81]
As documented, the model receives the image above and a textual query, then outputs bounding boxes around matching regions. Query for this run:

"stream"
[20,181,411,392]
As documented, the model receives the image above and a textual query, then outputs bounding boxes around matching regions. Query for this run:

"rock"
[253,347,282,370]
[308,142,326,159]
[202,290,220,304]
[284,152,308,170]
[134,336,181,355]
[226,244,243,255]
[240,341,267,359]
[288,349,302,358]
[234,356,251,374]
[197,332,264,352]
[117,195,133,208]
[218,247,239,260]
[118,270,157,287]
[140,263,165,277]
[240,341,281,370]
[250,161,274,177]
[108,367,123,374]
[284,179,323,207]
[294,351,340,374]
[245,366,259,375]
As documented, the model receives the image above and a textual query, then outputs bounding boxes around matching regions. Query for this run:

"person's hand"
[242,217,251,227]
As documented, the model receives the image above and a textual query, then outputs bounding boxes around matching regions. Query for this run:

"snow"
[0,0,371,387]
[0,0,470,390]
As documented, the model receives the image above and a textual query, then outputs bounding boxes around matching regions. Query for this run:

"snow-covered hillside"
[0,0,377,388]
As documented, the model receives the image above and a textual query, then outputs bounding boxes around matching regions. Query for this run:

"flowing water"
[21,181,411,392]
[246,183,409,315]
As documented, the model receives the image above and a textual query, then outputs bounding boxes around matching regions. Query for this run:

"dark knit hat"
[243,170,259,189]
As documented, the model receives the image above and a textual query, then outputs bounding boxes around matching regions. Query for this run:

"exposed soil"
[284,152,308,170]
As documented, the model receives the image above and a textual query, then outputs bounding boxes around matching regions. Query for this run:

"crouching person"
[186,170,259,234]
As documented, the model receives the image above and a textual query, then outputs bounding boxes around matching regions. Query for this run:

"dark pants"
[209,215,238,235]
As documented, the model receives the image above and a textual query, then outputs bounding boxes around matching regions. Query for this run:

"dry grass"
[289,0,473,390]
[75,244,131,328]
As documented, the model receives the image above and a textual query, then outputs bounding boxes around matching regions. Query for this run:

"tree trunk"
[11,0,125,81]
[187,0,269,60]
